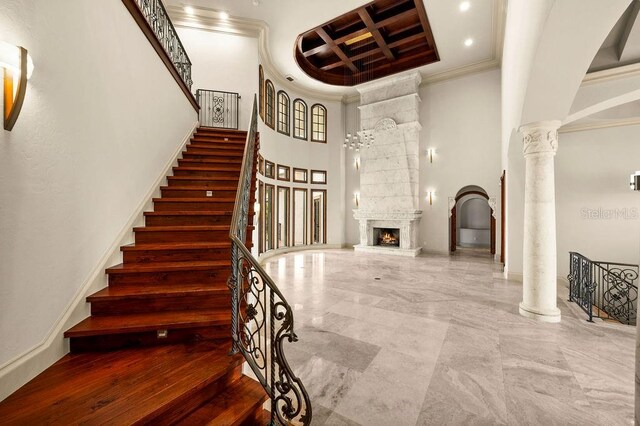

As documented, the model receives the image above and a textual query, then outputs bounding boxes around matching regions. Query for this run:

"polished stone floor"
[263,248,635,426]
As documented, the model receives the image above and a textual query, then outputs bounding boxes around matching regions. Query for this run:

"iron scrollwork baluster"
[227,96,312,425]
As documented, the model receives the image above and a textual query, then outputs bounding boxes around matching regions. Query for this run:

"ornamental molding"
[519,121,561,156]
[353,209,422,221]
[488,198,497,218]
[448,197,456,217]
[373,118,398,132]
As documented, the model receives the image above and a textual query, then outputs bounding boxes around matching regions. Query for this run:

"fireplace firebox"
[374,228,400,247]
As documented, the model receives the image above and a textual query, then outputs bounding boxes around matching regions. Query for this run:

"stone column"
[518,120,562,323]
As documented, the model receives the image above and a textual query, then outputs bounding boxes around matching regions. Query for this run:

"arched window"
[311,104,327,143]
[258,65,264,120]
[265,80,275,129]
[293,99,307,140]
[277,90,290,135]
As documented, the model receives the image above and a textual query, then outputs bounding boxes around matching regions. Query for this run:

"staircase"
[0,127,269,425]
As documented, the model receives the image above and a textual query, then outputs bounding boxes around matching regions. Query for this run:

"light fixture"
[459,1,471,12]
[631,171,640,191]
[252,0,261,5]
[1,41,33,131]
[427,191,435,205]
[354,192,360,207]
[464,38,474,47]
[344,104,374,152]
[220,10,230,20]
[254,201,261,214]
[183,5,195,15]
[355,157,360,170]
[427,148,435,163]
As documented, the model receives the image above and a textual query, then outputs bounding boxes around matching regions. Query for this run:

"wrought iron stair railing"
[228,95,312,425]
[196,89,240,130]
[568,252,639,325]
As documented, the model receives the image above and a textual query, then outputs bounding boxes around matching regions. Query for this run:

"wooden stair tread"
[0,342,242,425]
[154,197,237,202]
[187,144,245,151]
[106,260,230,273]
[177,376,268,425]
[88,283,228,301]
[161,185,238,191]
[122,242,231,250]
[168,176,239,181]
[64,310,231,337]
[134,225,232,232]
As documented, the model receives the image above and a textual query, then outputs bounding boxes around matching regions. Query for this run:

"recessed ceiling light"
[183,5,194,15]
[459,1,471,12]
[464,38,474,47]
[220,11,229,20]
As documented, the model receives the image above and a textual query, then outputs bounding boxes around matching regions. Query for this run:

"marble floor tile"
[262,249,635,426]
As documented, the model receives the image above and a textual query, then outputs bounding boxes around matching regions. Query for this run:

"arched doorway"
[449,185,496,255]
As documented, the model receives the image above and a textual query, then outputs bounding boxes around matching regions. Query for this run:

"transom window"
[265,80,275,129]
[293,99,307,140]
[277,90,290,135]
[311,104,327,143]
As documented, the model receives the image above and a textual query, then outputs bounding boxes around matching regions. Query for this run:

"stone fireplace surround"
[352,71,423,257]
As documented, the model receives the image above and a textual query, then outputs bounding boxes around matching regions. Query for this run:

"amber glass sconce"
[1,41,33,131]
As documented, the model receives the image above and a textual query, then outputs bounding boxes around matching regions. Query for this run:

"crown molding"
[559,117,640,133]
[167,5,346,102]
[168,0,506,104]
[582,62,640,86]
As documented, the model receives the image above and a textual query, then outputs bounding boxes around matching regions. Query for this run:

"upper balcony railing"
[122,0,198,110]
[197,89,240,130]
[568,252,639,325]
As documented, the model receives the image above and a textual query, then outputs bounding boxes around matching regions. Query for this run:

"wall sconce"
[354,192,360,207]
[427,191,435,205]
[1,41,33,131]
[631,171,640,191]
[254,201,261,215]
[427,148,436,163]
[355,157,360,170]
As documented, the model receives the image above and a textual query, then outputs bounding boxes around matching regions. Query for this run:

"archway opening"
[450,185,496,255]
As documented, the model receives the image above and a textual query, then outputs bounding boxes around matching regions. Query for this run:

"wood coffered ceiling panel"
[295,0,439,86]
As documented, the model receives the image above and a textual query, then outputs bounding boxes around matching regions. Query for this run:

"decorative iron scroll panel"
[197,90,240,130]
[568,252,638,325]
[228,96,312,425]
[133,0,193,89]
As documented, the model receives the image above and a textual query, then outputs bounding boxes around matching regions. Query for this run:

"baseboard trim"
[257,244,344,263]
[0,121,198,402]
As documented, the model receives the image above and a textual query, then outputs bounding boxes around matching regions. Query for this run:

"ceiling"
[590,0,640,73]
[165,0,504,98]
[294,0,440,86]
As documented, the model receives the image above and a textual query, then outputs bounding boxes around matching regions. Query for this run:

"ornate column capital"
[519,120,562,157]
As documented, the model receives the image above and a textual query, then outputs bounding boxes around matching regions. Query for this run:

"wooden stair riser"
[190,138,247,147]
[135,229,230,244]
[178,158,246,168]
[123,246,232,263]
[184,147,245,158]
[167,177,240,188]
[90,293,230,316]
[173,169,241,179]
[180,153,243,163]
[154,200,236,211]
[108,269,229,286]
[144,213,234,227]
[161,187,238,199]
[69,326,230,353]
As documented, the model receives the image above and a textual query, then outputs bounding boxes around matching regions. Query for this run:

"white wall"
[175,27,259,130]
[555,125,640,277]
[0,0,196,395]
[345,69,502,253]
[257,70,345,248]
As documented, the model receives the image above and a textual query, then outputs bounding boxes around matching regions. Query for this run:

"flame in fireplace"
[380,231,398,245]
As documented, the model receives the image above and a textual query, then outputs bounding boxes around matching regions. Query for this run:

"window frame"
[293,99,308,141]
[277,164,291,182]
[265,160,275,179]
[293,168,308,183]
[310,103,327,143]
[276,90,290,136]
[258,65,264,120]
[265,80,275,129]
[310,169,327,184]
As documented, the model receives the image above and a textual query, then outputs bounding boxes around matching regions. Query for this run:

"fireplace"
[374,228,400,247]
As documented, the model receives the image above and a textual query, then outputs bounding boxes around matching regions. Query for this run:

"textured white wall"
[175,27,259,130]
[0,0,196,373]
[344,69,502,253]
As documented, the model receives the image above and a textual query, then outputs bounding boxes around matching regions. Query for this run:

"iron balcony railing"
[132,0,193,89]
[568,252,639,325]
[228,95,312,425]
[196,89,240,130]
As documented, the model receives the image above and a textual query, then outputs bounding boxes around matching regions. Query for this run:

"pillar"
[519,120,562,323]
